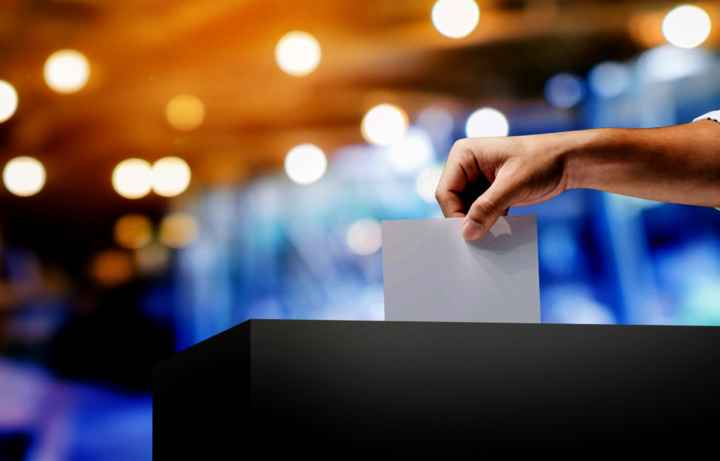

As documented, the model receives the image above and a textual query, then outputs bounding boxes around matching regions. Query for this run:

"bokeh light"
[415,164,444,204]
[345,219,382,256]
[114,214,153,250]
[43,49,90,94]
[387,128,434,174]
[662,5,712,49]
[543,287,615,324]
[0,80,18,123]
[465,107,509,138]
[152,157,191,197]
[361,103,408,146]
[637,45,711,82]
[431,0,480,39]
[588,61,631,99]
[89,249,133,287]
[417,106,454,142]
[112,158,153,199]
[545,73,584,109]
[275,31,322,76]
[2,156,46,197]
[160,213,198,248]
[284,143,327,185]
[135,243,170,275]
[165,94,205,131]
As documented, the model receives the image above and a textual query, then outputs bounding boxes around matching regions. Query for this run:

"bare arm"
[435,120,720,240]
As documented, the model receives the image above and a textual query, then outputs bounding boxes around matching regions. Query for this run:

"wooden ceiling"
[0,0,713,219]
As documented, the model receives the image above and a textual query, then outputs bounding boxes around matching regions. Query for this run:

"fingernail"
[462,219,483,241]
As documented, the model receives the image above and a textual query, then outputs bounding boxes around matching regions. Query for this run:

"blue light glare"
[542,286,615,324]
[544,73,584,108]
[417,107,454,144]
[637,45,711,82]
[539,224,579,278]
[588,61,631,98]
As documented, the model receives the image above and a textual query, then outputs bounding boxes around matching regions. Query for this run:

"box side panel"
[153,321,250,460]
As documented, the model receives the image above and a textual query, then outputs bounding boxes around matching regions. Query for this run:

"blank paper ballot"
[382,216,540,323]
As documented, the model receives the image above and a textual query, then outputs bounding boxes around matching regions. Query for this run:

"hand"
[437,123,720,240]
[435,134,570,240]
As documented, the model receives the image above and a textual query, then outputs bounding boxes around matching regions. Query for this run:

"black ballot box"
[153,320,720,457]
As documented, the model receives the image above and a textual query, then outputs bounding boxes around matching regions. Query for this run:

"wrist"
[559,128,624,191]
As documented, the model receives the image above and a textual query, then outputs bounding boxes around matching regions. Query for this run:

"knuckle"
[449,139,480,171]
[452,138,467,150]
[450,139,470,156]
[435,187,452,206]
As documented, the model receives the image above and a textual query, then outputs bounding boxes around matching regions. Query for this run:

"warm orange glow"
[114,214,153,250]
[629,13,666,48]
[159,213,198,248]
[89,250,133,286]
[165,94,205,131]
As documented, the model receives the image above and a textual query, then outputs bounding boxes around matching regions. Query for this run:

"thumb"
[462,175,519,241]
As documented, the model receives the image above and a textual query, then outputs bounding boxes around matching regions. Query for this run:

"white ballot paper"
[382,216,540,323]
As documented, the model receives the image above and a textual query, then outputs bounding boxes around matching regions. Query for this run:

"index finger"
[435,140,482,217]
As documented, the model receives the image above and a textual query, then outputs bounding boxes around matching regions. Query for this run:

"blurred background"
[1,0,720,459]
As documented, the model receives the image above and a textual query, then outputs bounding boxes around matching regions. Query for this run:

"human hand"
[435,135,571,240]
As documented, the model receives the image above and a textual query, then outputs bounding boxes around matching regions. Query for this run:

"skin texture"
[435,120,720,240]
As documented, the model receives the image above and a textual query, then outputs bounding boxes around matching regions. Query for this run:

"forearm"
[559,122,720,207]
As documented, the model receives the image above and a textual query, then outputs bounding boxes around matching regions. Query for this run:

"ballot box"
[153,320,720,457]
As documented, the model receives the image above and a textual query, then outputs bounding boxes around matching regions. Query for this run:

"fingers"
[435,140,484,217]
[462,174,519,241]
[434,188,465,218]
